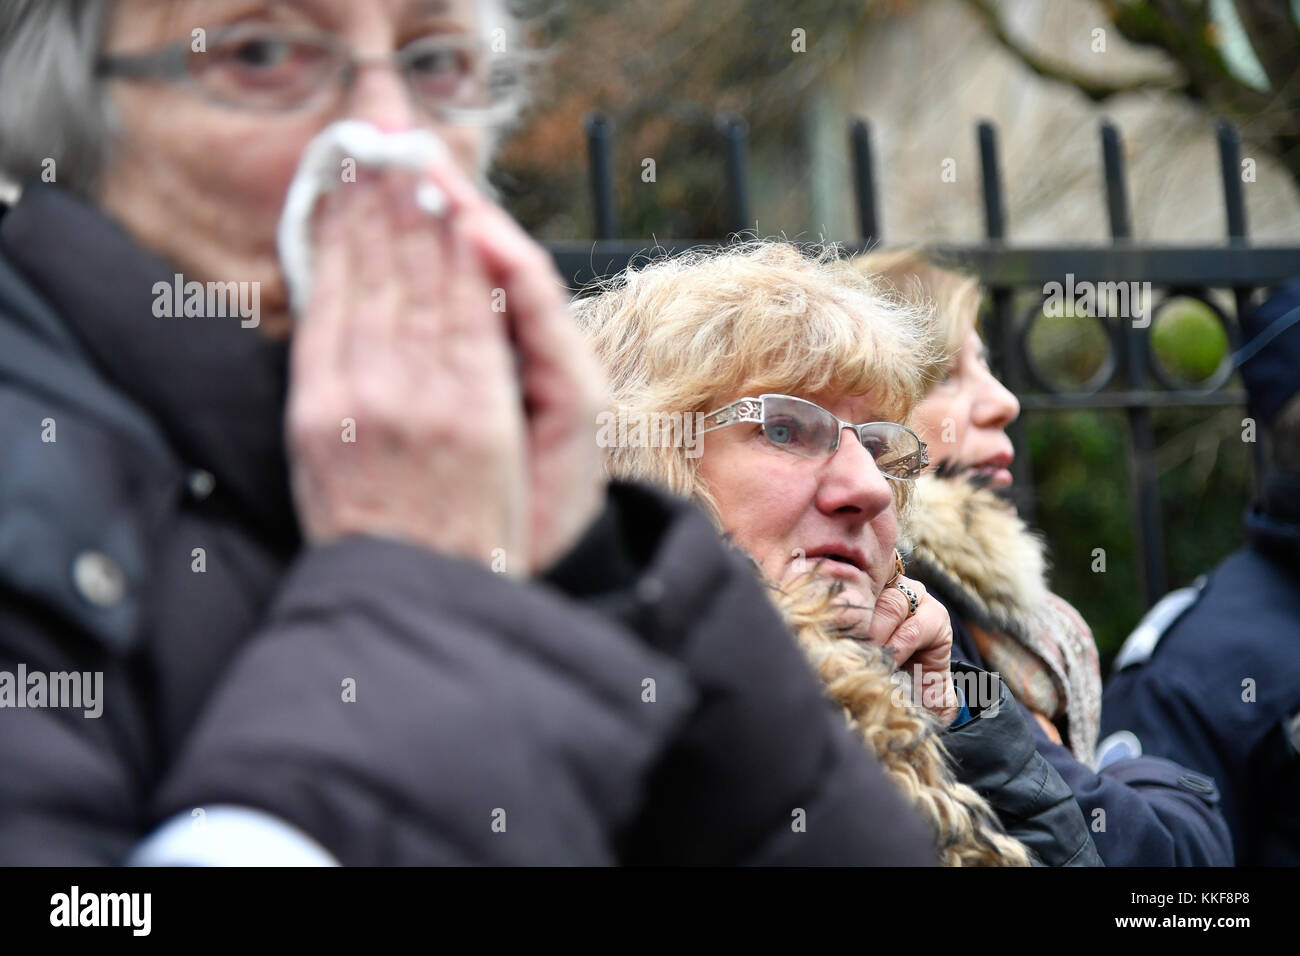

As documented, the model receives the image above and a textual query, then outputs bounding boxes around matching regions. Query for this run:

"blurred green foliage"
[1027,312,1111,389]
[1025,308,1251,671]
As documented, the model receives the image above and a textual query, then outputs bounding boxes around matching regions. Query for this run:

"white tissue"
[276,120,454,315]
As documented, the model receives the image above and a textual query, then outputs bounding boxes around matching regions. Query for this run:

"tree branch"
[965,0,1186,101]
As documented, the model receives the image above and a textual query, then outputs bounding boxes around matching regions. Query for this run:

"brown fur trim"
[900,474,1102,762]
[900,474,1050,644]
[771,573,1032,867]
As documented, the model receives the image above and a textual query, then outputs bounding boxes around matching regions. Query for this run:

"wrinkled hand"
[863,577,959,727]
[454,189,609,573]
[286,154,606,576]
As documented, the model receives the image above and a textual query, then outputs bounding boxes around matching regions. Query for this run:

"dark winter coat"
[0,182,935,866]
[1102,469,1300,866]
[943,662,1102,866]
[772,574,1098,866]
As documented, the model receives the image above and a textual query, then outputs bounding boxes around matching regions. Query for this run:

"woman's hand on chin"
[862,577,960,726]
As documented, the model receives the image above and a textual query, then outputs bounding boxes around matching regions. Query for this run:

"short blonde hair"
[574,241,943,517]
[853,248,983,374]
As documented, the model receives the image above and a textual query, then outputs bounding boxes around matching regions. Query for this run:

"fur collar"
[899,473,1103,764]
[772,573,1030,866]
[900,473,1051,648]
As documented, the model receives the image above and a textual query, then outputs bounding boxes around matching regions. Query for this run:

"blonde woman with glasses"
[577,240,1102,866]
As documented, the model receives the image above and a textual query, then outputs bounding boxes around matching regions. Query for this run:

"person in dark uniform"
[1101,278,1300,866]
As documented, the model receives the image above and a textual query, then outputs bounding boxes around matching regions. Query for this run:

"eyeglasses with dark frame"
[700,393,930,481]
[95,22,519,124]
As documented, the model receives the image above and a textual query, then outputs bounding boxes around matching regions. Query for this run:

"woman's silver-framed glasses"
[96,22,519,125]
[700,393,929,481]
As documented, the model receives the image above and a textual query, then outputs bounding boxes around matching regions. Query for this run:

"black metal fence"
[544,112,1300,610]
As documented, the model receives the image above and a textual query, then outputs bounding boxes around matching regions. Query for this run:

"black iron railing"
[545,111,1300,610]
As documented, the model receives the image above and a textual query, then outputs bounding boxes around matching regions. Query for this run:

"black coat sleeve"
[150,483,935,866]
[942,663,1103,866]
[943,593,1230,866]
[1026,691,1234,866]
[148,534,697,865]
[3,480,934,865]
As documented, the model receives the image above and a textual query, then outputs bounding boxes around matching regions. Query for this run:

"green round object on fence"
[1150,296,1230,388]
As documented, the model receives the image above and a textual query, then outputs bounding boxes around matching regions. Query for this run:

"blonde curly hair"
[852,246,982,370]
[576,240,1030,866]
[574,240,944,518]
[777,574,1031,865]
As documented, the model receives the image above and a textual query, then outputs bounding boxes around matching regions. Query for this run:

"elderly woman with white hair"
[576,241,1103,865]
[0,2,938,865]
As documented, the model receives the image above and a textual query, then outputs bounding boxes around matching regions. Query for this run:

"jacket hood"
[0,182,296,545]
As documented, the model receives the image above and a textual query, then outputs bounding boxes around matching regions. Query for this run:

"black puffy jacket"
[944,663,1102,866]
[0,182,934,866]
[940,593,1231,867]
